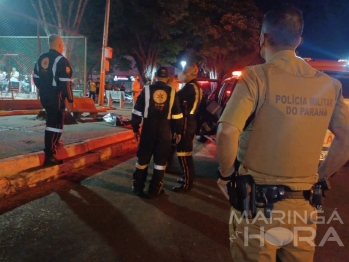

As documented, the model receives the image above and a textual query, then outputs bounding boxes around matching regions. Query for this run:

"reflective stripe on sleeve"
[132,109,143,117]
[59,78,72,82]
[45,127,63,133]
[33,74,40,78]
[190,83,202,114]
[154,164,166,170]
[136,162,148,170]
[144,87,150,118]
[52,56,63,87]
[172,113,183,119]
[177,152,192,156]
[167,87,176,119]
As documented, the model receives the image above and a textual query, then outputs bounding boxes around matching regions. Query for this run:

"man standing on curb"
[33,34,74,166]
[131,67,183,198]
[216,4,349,261]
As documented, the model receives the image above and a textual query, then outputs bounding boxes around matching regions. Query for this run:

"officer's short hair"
[49,34,61,45]
[262,4,303,48]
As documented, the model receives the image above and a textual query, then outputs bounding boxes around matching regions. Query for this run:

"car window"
[218,80,238,106]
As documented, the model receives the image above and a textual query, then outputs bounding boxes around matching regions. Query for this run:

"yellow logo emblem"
[66,67,71,74]
[153,90,167,103]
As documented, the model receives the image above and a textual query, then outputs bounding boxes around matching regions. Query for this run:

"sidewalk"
[0,104,138,197]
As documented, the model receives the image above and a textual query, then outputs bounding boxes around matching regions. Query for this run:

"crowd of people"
[0,67,33,93]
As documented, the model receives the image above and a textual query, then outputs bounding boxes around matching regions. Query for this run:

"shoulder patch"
[41,57,49,69]
[66,67,71,74]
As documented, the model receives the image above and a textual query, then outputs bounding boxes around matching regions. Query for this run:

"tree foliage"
[81,0,262,81]
[30,0,89,59]
[183,0,262,80]
[107,0,188,81]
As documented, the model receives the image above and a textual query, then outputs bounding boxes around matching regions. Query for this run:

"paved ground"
[0,142,232,262]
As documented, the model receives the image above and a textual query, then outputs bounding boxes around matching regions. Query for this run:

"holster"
[227,174,256,218]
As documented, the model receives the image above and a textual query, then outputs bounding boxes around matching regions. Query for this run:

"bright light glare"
[181,61,186,70]
[232,71,242,77]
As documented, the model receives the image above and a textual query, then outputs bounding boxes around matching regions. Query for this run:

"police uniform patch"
[153,90,167,103]
[41,57,49,69]
[66,67,71,74]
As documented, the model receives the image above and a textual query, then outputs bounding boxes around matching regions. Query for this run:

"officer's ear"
[295,37,302,49]
[259,33,265,47]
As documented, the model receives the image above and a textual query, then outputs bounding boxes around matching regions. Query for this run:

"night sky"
[1,0,349,60]
[256,0,349,60]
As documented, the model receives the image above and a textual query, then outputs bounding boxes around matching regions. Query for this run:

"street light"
[181,61,186,70]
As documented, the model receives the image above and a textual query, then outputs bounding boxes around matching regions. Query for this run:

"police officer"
[173,64,203,192]
[33,34,74,166]
[132,67,183,198]
[216,4,349,261]
[132,75,141,106]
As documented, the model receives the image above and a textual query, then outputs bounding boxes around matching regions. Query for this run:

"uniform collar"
[49,49,62,55]
[267,50,318,77]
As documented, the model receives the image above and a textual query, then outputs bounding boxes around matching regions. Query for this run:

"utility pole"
[98,0,111,106]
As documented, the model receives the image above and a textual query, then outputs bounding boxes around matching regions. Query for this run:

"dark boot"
[172,184,193,192]
[44,155,63,166]
[176,156,195,191]
[132,168,148,198]
[148,182,164,198]
[176,178,185,184]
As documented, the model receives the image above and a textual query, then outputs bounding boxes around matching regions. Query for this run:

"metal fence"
[0,6,87,99]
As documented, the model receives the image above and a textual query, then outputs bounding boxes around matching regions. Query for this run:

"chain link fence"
[0,6,87,99]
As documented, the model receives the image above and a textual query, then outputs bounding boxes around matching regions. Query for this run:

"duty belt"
[255,185,311,207]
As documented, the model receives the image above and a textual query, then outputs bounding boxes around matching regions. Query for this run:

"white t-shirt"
[0,72,6,81]
[10,71,19,82]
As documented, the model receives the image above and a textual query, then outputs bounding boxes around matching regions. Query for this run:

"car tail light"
[232,71,242,77]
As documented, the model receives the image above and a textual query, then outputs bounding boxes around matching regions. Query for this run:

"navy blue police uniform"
[33,49,73,164]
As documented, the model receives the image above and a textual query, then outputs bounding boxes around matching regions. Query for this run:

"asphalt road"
[0,140,348,262]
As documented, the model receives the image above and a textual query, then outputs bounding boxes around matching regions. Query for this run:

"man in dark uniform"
[173,63,203,192]
[33,34,74,166]
[132,67,183,198]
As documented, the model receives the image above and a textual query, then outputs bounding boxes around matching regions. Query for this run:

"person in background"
[33,34,74,166]
[132,75,142,106]
[88,79,97,102]
[119,82,126,92]
[9,67,20,89]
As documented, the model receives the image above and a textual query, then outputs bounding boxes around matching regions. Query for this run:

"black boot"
[148,168,165,198]
[172,184,193,192]
[132,167,149,198]
[176,178,185,184]
[148,182,164,198]
[44,155,63,166]
[175,156,195,192]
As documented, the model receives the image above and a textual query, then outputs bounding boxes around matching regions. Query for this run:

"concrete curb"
[0,131,138,198]
[0,109,41,116]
